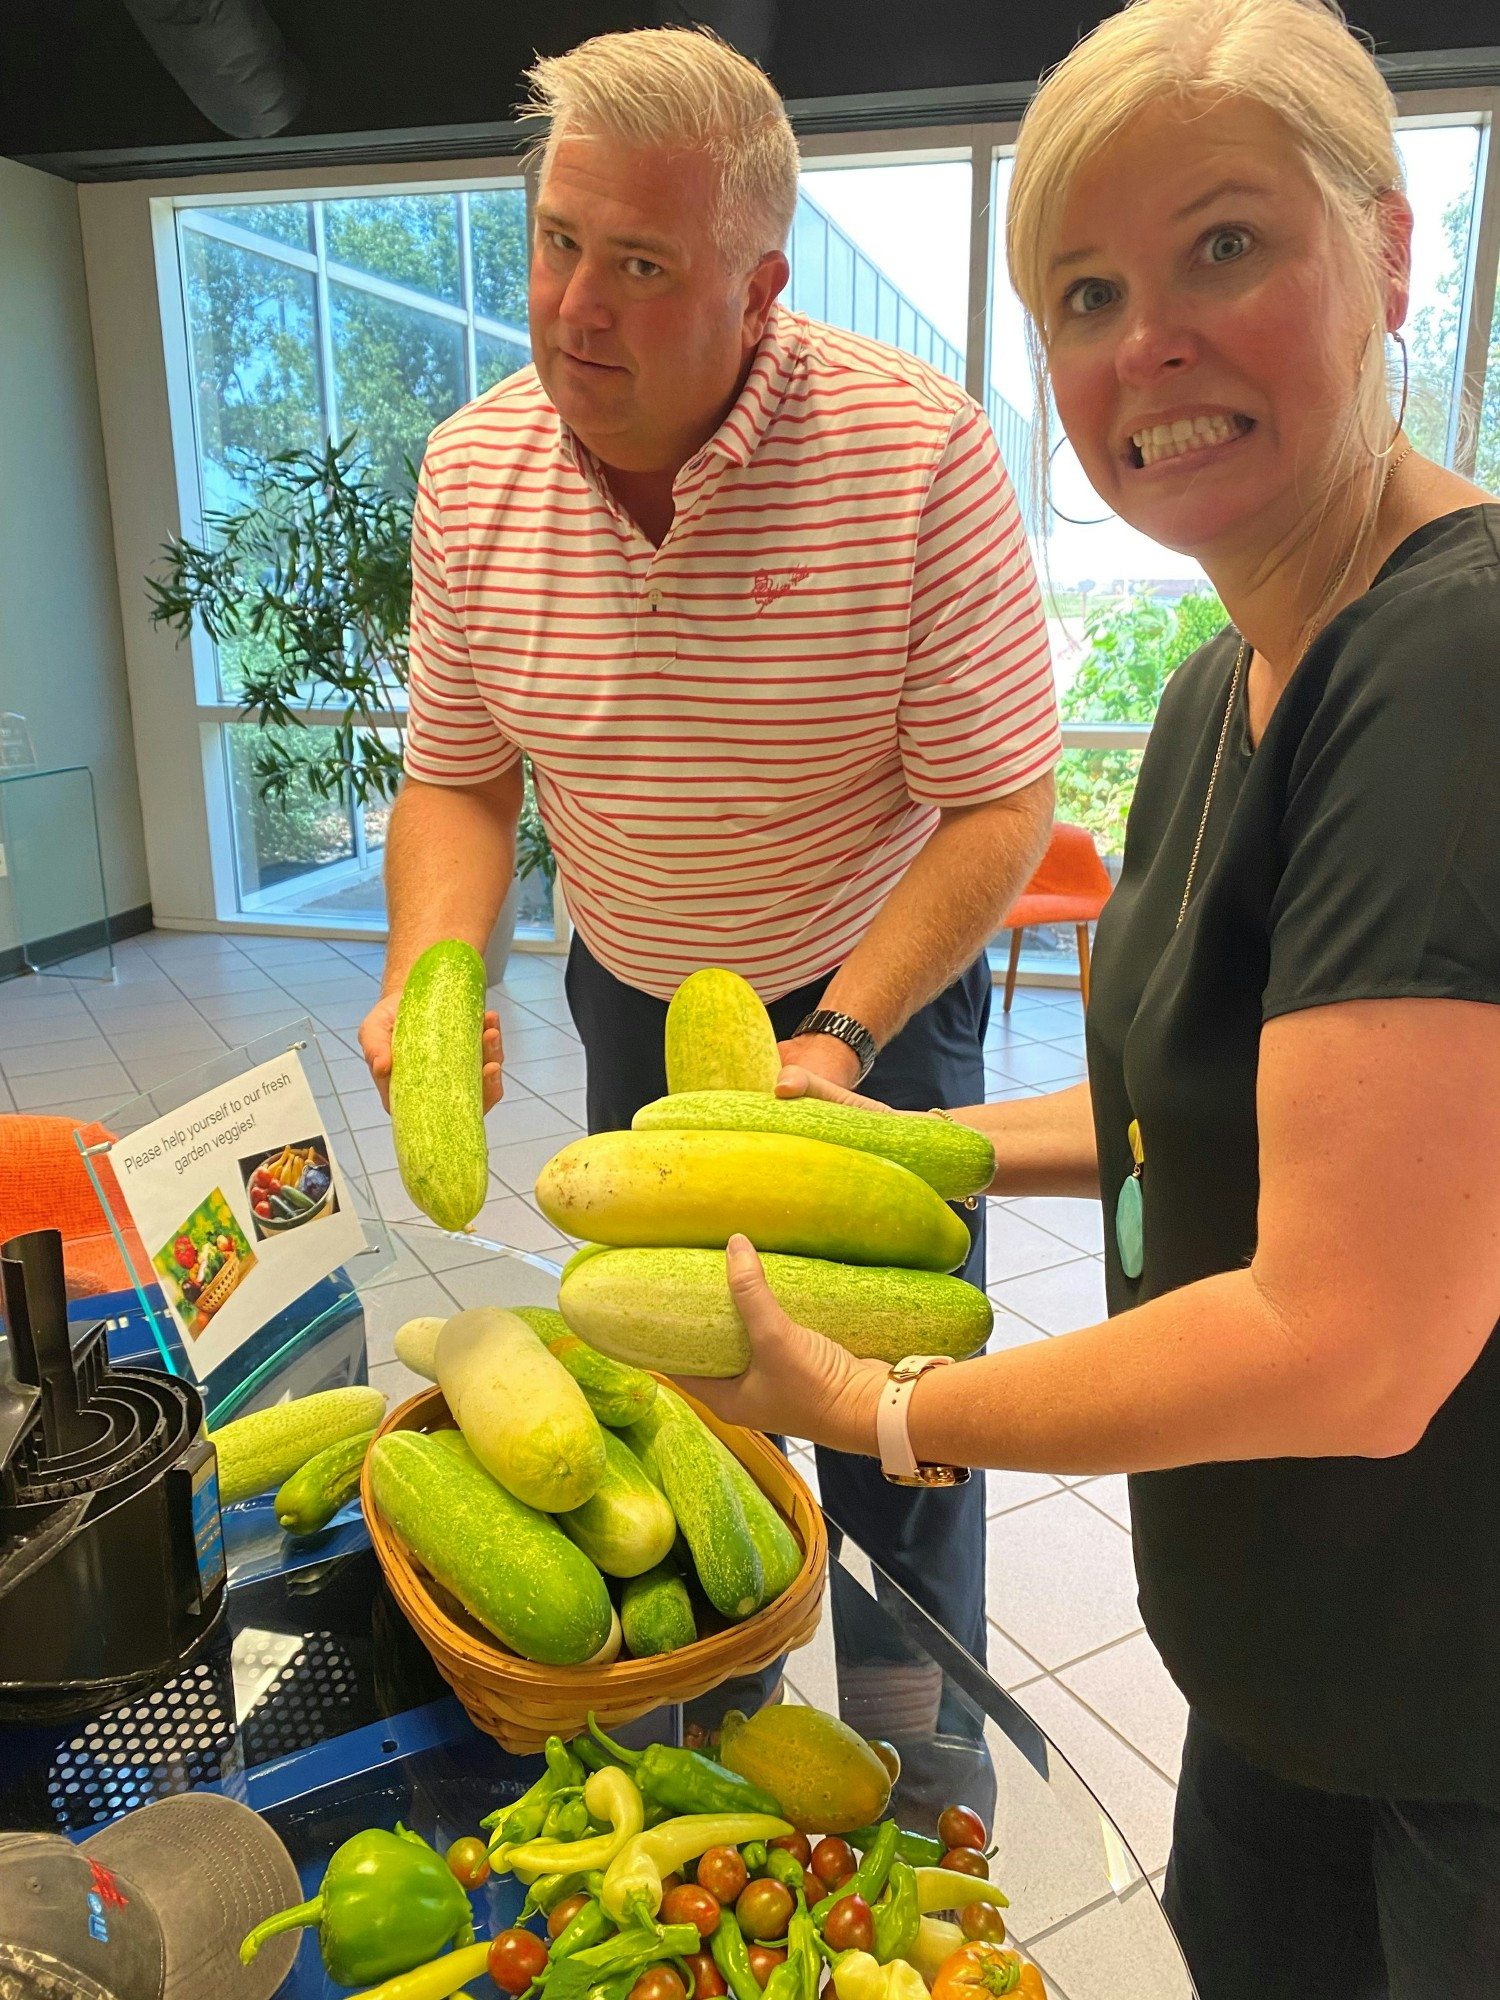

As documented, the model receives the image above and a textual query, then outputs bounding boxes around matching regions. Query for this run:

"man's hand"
[359,991,504,1114]
[776,1032,862,1092]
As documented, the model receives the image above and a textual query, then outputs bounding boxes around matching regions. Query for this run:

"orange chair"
[997,821,1114,1013]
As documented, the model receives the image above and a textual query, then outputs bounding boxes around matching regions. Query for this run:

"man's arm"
[358,766,524,1108]
[780,774,1053,1086]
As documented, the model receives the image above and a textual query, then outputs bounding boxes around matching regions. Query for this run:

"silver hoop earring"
[1046,434,1113,528]
[1359,327,1409,459]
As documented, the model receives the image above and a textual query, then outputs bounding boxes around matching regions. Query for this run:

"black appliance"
[0,1230,226,1720]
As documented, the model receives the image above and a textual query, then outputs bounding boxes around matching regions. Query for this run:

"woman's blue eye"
[1068,278,1117,316]
[1207,227,1251,264]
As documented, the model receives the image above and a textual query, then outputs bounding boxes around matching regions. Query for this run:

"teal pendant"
[1115,1173,1144,1279]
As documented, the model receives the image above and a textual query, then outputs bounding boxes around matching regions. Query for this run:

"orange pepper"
[930,1943,1045,2000]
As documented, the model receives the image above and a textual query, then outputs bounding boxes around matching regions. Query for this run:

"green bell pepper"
[871,1864,919,1966]
[588,1715,784,1820]
[239,1823,473,1989]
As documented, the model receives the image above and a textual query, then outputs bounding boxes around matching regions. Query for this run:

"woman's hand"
[672,1236,889,1455]
[775,1064,938,1120]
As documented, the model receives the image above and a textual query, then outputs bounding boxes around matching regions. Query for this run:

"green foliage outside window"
[1054,589,1228,852]
[1406,190,1500,491]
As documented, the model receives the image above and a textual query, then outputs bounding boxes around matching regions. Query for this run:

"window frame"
[136,86,1500,936]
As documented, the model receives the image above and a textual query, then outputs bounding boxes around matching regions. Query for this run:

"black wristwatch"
[793,1008,878,1085]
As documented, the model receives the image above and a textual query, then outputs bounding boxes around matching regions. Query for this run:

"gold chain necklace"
[1175,442,1412,928]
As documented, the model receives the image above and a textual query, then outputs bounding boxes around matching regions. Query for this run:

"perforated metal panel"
[43,1629,359,1833]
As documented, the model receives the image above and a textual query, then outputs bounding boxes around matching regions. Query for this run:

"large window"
[163,97,1500,954]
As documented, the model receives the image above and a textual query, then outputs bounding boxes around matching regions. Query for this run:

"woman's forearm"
[952,1080,1100,1198]
[898,1264,1399,1475]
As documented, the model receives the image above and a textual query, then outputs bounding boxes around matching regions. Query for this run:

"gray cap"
[0,1792,302,2000]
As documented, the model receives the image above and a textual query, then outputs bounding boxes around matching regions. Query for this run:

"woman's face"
[1043,96,1409,562]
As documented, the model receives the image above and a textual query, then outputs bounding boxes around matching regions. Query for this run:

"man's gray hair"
[520,26,799,273]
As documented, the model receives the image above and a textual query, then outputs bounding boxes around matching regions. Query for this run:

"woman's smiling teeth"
[1131,412,1251,466]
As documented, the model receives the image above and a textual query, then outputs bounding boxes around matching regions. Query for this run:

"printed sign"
[109,1050,365,1379]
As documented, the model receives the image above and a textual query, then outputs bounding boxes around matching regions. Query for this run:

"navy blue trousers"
[564,936,990,1672]
[1166,1713,1500,1998]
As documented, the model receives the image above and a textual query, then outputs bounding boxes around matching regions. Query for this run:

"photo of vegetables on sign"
[109,1049,367,1381]
[153,1190,257,1339]
[240,1136,337,1239]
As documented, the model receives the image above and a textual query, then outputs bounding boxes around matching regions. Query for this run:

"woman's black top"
[1087,504,1500,1802]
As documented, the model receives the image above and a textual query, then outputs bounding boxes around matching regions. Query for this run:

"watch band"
[794,1008,878,1085]
[876,1355,971,1488]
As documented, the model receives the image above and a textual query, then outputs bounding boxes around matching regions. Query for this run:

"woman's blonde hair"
[520,26,799,275]
[1006,0,1406,626]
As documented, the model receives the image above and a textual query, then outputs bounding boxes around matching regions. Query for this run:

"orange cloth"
[0,1113,149,1298]
[1001,821,1114,929]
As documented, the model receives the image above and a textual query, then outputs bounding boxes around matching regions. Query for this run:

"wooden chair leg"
[1076,924,1092,1011]
[1003,928,1023,1013]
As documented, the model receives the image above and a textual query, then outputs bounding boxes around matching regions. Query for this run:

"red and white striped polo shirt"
[404,305,1058,1000]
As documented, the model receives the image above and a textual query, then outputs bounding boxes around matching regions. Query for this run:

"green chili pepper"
[521,1872,588,1922]
[486,1739,589,1846]
[238,1824,473,1989]
[585,1976,636,2000]
[871,1864,919,1966]
[503,1769,646,1883]
[812,1823,897,1925]
[575,1733,623,1774]
[544,1795,592,1842]
[843,1826,945,1870]
[711,1908,763,2000]
[588,1715,785,1821]
[759,1900,819,2000]
[742,1843,769,1875]
[644,1799,676,1829]
[542,1917,702,2000]
[764,1850,804,1893]
[553,1897,618,1962]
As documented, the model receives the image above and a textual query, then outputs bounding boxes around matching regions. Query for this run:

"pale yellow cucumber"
[535,1130,970,1273]
[559,1247,992,1377]
[665,967,779,1095]
[435,1307,606,1511]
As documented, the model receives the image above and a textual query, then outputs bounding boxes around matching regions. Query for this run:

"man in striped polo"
[361,27,1058,1670]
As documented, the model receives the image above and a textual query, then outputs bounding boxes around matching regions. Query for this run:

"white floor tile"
[547,1087,589,1126]
[1058,1631,1188,1785]
[985,1469,1065,1515]
[10,1061,132,1110]
[1076,1473,1130,1530]
[1007,1676,1178,1880]
[982,1303,1054,1353]
[1029,1873,1191,2000]
[487,1132,574,1196]
[360,1273,460,1368]
[504,1021,581,1062]
[985,1490,1141,1667]
[368,1357,433,1413]
[507,1051,588,1099]
[988,1043,1090,1089]
[0,1036,116,1078]
[1010,1196,1106,1255]
[989,1257,1107,1335]
[484,1093,581,1147]
[0,1006,99,1048]
[979,1625,1050,1692]
[470,1189,571,1253]
[986,1207,1085,1282]
[438,1251,564,1313]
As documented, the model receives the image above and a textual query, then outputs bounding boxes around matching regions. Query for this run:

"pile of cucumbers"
[376,1304,803,1666]
[535,969,998,1377]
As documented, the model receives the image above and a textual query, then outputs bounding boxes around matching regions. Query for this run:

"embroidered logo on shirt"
[751,565,811,612]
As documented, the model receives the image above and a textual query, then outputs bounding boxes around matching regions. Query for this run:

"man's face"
[530,133,787,473]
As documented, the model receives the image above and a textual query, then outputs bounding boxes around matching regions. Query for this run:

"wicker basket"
[197,1251,242,1317]
[362,1383,828,1752]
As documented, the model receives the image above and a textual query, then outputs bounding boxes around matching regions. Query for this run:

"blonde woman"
[677,2,1500,1991]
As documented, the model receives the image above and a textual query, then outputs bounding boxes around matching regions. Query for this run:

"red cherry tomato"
[940,1847,991,1880]
[445,1835,491,1890]
[736,1878,794,1940]
[662,1884,721,1939]
[822,1894,875,1955]
[629,1970,688,2000]
[766,1832,811,1869]
[960,1902,1008,1943]
[810,1838,857,1892]
[937,1806,989,1854]
[696,1847,749,1904]
[488,1929,548,1994]
[747,1946,787,1985]
[868,1739,902,1784]
[684,1950,728,1998]
[547,1893,592,1940]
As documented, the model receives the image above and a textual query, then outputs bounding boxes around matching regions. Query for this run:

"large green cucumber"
[510,1305,659,1428]
[391,939,489,1232]
[632,1091,996,1203]
[560,1248,991,1378]
[652,1385,802,1607]
[621,1556,698,1658]
[210,1385,387,1505]
[653,1417,762,1621]
[665,967,779,1095]
[536,1130,970,1272]
[555,1428,678,1577]
[368,1430,612,1664]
